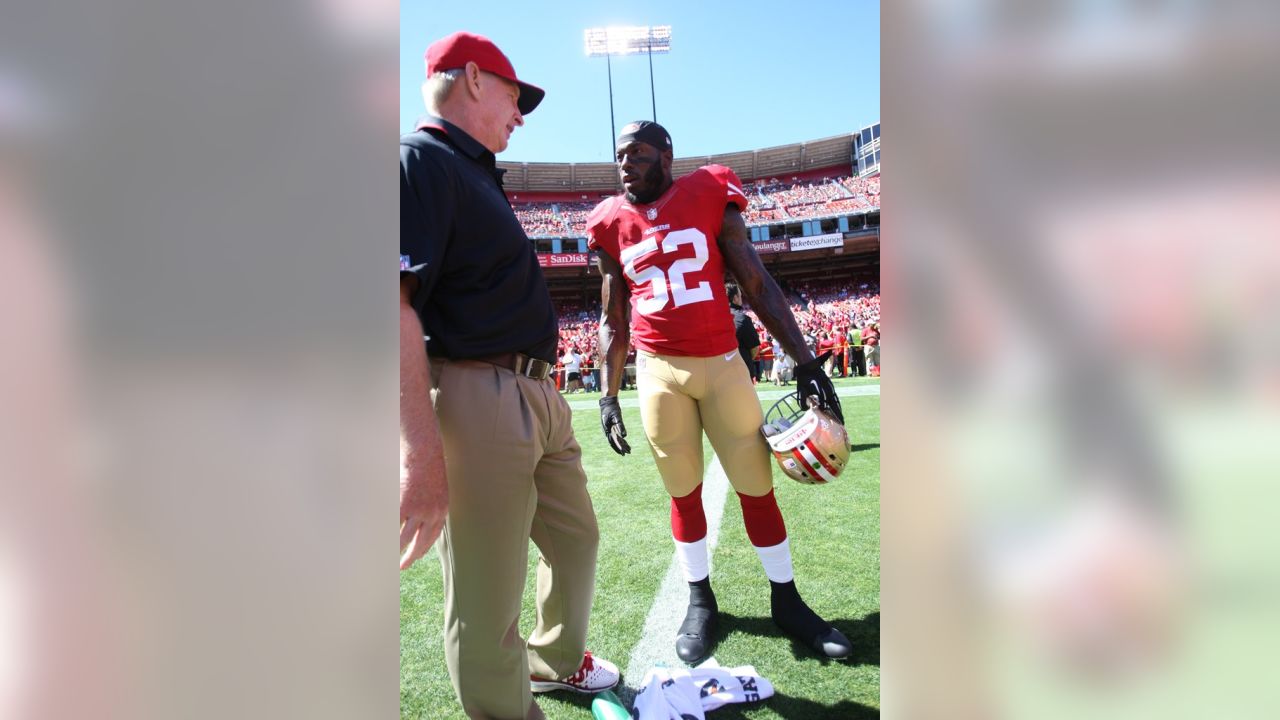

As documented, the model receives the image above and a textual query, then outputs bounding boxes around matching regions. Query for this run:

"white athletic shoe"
[529,651,619,694]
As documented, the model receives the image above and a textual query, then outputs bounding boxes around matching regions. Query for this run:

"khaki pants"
[430,358,599,719]
[636,350,773,499]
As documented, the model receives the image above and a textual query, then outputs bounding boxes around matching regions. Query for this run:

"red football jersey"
[588,165,750,357]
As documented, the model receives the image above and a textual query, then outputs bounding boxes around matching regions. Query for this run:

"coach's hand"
[400,446,448,571]
[795,352,845,424]
[599,396,632,455]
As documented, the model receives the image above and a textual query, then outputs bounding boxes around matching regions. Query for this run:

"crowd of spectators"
[512,201,598,237]
[746,175,881,221]
[769,179,845,207]
[513,205,570,236]
[742,183,787,224]
[549,280,881,390]
[841,175,880,197]
[748,279,882,380]
[555,202,596,230]
[787,279,881,328]
[512,173,881,237]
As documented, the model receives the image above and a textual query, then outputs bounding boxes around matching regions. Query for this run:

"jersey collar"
[416,114,507,185]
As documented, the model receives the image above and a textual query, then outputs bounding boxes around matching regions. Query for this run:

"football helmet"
[761,392,850,484]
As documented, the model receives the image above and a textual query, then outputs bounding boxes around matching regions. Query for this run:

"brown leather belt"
[464,352,554,381]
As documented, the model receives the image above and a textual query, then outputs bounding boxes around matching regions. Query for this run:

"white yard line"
[618,455,731,702]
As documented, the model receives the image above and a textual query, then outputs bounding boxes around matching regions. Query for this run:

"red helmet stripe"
[795,439,837,483]
[789,448,826,483]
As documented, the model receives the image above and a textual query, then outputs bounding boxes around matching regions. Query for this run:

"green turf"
[401,377,880,719]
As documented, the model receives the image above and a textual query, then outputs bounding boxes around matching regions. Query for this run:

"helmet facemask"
[761,393,850,484]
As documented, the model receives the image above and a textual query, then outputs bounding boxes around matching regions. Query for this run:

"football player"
[589,121,851,662]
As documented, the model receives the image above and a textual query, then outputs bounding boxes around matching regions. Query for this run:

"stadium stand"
[551,282,880,387]
[512,173,879,237]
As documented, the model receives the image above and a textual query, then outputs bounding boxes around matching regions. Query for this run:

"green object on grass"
[590,689,630,720]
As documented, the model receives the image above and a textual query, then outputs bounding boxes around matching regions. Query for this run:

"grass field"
[401,376,880,719]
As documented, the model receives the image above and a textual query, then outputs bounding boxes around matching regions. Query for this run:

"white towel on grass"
[632,661,774,719]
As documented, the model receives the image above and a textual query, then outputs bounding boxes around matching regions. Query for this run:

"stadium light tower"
[585,25,672,158]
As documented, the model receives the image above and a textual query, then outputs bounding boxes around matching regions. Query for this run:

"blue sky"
[401,0,879,163]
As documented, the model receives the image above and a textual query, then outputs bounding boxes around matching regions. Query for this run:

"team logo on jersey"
[646,207,658,221]
[400,254,411,270]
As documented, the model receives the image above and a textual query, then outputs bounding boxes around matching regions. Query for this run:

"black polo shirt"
[730,303,760,368]
[400,116,558,363]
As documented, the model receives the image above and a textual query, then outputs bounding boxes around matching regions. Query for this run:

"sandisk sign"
[537,252,589,268]
[788,233,844,252]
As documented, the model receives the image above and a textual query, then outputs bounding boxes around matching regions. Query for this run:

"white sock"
[675,538,709,582]
[753,538,794,583]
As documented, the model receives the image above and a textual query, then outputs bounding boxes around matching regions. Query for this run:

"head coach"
[399,31,618,720]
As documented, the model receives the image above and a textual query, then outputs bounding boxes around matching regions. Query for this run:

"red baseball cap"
[425,31,545,115]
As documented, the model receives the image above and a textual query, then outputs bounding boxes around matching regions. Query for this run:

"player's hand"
[400,450,448,571]
[599,396,632,455]
[794,352,844,424]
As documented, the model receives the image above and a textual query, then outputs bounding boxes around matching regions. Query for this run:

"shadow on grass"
[709,695,880,719]
[597,610,880,718]
[717,611,880,667]
[556,687,879,720]
[849,443,880,453]
[535,691,594,717]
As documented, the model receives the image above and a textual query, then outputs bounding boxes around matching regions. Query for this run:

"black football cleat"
[770,580,852,659]
[675,605,718,663]
[809,625,853,659]
[676,577,719,664]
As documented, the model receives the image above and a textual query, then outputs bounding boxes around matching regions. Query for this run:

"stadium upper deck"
[502,125,880,240]
[498,130,863,193]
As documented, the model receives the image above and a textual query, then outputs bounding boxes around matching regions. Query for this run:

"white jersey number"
[619,228,713,316]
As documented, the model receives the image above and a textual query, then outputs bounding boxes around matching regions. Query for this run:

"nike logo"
[725,352,736,361]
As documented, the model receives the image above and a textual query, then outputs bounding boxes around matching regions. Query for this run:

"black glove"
[794,352,844,424]
[599,396,631,455]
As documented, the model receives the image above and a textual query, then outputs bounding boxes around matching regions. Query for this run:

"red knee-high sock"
[738,490,794,582]
[737,490,787,547]
[671,485,709,581]
[671,485,707,543]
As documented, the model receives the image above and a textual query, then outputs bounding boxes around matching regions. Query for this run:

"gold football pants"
[636,350,774,499]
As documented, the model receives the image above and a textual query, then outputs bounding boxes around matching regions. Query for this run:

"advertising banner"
[752,239,790,254]
[537,252,590,268]
[788,233,844,252]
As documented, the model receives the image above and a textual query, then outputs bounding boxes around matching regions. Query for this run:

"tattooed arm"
[716,206,814,365]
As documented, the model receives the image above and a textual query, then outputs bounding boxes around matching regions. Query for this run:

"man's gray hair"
[422,68,463,114]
